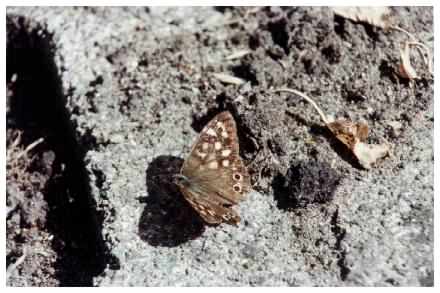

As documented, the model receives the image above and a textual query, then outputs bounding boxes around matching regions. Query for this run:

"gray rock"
[6,6,433,286]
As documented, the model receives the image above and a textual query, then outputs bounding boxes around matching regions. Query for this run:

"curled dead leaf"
[332,6,392,29]
[397,40,433,80]
[397,42,418,79]
[328,120,389,169]
[274,88,390,169]
[391,26,433,76]
[352,141,390,169]
[327,120,369,149]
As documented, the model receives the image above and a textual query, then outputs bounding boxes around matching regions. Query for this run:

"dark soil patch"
[272,160,341,210]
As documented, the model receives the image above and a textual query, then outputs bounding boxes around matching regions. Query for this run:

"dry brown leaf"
[352,141,390,169]
[274,88,390,169]
[397,42,418,79]
[332,6,392,29]
[327,120,369,150]
[328,120,389,169]
[212,73,246,85]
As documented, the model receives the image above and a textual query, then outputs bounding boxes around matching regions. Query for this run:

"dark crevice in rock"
[231,63,259,86]
[7,15,114,286]
[267,17,290,55]
[330,208,350,281]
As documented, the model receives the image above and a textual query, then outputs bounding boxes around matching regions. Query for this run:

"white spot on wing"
[208,161,218,169]
[206,128,217,136]
[221,149,231,157]
[214,141,222,150]
[196,150,207,159]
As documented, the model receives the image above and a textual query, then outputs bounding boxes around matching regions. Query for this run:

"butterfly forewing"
[181,112,238,173]
[178,111,250,225]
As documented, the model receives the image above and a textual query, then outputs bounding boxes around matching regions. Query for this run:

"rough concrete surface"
[6,7,433,286]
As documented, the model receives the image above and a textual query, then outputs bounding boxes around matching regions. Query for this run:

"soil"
[6,7,433,286]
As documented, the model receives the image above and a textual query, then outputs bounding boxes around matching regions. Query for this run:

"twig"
[6,247,27,280]
[6,132,22,161]
[408,41,433,74]
[16,138,44,160]
[390,25,417,41]
[273,88,330,125]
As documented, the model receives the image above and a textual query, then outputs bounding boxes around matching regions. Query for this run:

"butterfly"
[174,111,251,226]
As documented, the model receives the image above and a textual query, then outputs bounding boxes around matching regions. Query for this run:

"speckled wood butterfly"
[174,111,251,225]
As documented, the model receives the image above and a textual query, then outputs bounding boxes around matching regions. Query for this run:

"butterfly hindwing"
[180,187,240,225]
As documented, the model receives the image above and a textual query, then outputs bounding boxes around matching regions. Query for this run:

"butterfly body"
[175,111,250,226]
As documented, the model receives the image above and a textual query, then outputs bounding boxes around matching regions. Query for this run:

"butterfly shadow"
[138,155,206,247]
